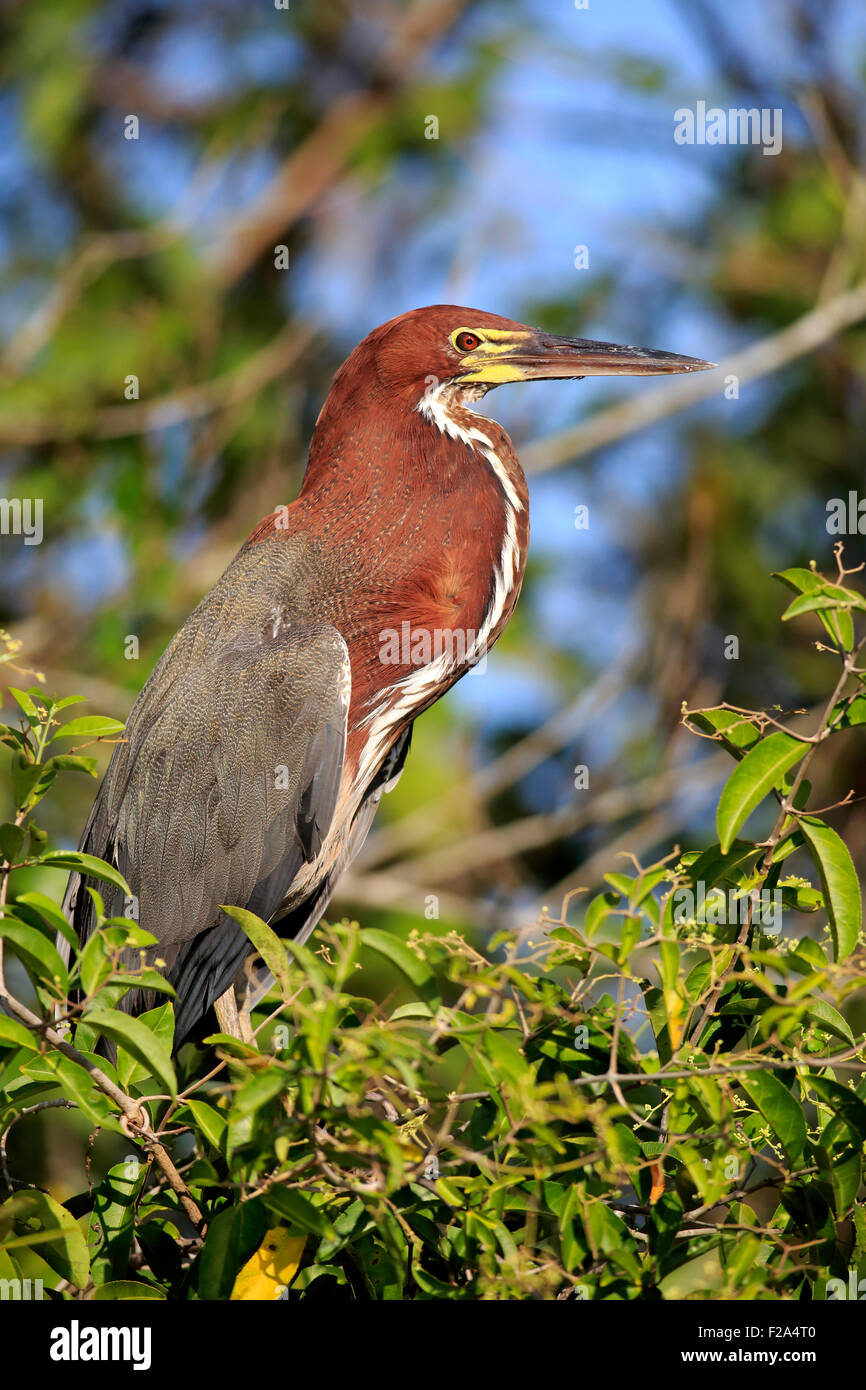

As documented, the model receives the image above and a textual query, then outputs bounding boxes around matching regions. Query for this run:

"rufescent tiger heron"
[63,306,713,1051]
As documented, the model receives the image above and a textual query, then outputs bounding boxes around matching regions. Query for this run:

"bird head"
[339,304,714,411]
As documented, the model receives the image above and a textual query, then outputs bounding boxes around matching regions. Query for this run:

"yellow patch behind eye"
[480,328,531,345]
[450,327,532,356]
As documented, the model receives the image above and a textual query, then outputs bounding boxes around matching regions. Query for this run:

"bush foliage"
[0,557,865,1301]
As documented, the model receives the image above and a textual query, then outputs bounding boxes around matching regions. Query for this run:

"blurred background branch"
[521,277,866,474]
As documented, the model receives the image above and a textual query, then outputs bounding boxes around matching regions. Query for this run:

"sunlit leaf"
[83,1008,176,1098]
[799,817,862,961]
[716,731,806,853]
[740,1071,806,1164]
[0,1190,89,1288]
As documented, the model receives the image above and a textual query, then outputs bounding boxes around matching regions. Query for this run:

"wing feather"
[63,619,350,1044]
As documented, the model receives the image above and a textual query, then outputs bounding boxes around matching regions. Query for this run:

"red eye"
[454,331,481,352]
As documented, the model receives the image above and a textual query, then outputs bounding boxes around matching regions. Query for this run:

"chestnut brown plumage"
[63,305,713,1050]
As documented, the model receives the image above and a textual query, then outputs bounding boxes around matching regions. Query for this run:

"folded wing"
[64,620,350,1045]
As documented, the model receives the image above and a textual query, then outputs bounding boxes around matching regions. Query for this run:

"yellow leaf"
[397,1115,427,1161]
[649,1161,665,1205]
[230,1226,307,1301]
[665,990,684,1050]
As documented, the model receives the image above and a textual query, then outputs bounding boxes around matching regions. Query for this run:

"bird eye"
[454,331,481,352]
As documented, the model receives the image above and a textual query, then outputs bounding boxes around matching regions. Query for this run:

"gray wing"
[240,720,414,1013]
[64,619,350,1044]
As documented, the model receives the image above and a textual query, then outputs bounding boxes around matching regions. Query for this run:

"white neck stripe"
[351,387,524,790]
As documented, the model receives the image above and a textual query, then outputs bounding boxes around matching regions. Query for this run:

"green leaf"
[7,687,42,722]
[804,999,855,1045]
[51,716,126,742]
[584,891,619,939]
[113,970,175,996]
[78,933,112,997]
[220,905,290,998]
[586,1201,633,1257]
[0,1248,21,1287]
[389,1001,434,1021]
[35,851,131,898]
[13,890,77,949]
[232,1068,285,1118]
[799,818,862,962]
[485,1028,528,1084]
[739,1071,806,1164]
[0,823,25,862]
[677,842,763,903]
[773,568,855,649]
[11,754,52,810]
[200,1033,259,1058]
[61,1055,117,1127]
[658,940,679,993]
[361,928,435,991]
[83,1008,177,1098]
[817,1143,861,1219]
[116,1004,175,1089]
[0,1190,90,1289]
[182,1099,227,1152]
[23,1050,117,1128]
[261,1188,333,1236]
[810,1075,866,1148]
[89,1160,148,1284]
[840,692,866,727]
[91,1280,165,1300]
[724,1232,762,1286]
[0,917,68,991]
[198,1200,266,1301]
[790,935,827,971]
[782,586,866,621]
[686,707,761,752]
[604,872,634,896]
[716,731,806,853]
[45,754,98,777]
[832,1148,861,1218]
[87,887,106,922]
[0,1015,39,1051]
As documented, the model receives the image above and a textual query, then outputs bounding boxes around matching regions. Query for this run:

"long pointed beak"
[458,331,715,385]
